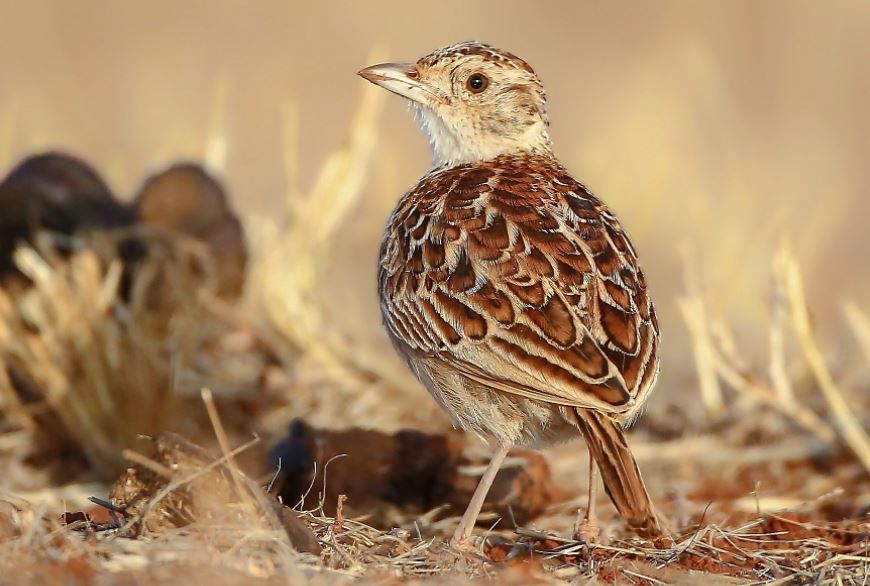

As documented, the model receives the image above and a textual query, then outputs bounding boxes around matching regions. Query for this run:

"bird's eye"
[466,73,489,94]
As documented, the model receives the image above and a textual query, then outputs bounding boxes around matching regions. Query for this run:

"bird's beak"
[357,62,449,105]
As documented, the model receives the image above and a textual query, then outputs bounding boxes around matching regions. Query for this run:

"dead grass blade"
[843,301,870,365]
[775,246,870,473]
[677,247,725,417]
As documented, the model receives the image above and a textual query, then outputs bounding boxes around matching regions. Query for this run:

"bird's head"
[359,41,552,168]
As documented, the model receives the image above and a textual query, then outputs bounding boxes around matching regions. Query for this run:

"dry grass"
[0,84,868,584]
[244,78,440,434]
[0,226,272,476]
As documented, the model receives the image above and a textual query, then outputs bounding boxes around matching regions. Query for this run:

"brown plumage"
[361,41,662,544]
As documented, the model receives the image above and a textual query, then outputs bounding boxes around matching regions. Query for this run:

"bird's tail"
[573,408,662,536]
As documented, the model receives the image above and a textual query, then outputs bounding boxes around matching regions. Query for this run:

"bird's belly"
[405,353,579,448]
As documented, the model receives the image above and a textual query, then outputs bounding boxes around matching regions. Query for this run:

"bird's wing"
[378,156,659,414]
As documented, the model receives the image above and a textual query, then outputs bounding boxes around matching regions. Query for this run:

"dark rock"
[133,163,247,298]
[0,151,134,279]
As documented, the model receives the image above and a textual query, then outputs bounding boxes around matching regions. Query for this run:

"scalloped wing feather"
[378,154,659,418]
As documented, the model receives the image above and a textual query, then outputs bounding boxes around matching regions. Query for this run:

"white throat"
[410,103,551,168]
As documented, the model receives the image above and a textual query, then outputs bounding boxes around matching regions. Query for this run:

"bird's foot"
[430,535,488,569]
[573,515,600,544]
[447,535,479,555]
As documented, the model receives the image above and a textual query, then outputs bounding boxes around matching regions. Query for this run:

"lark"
[359,42,662,548]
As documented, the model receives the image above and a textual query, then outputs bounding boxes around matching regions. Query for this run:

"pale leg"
[576,456,600,542]
[450,443,511,548]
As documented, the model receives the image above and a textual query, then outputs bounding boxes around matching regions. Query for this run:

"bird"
[359,41,663,548]
[133,163,248,299]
